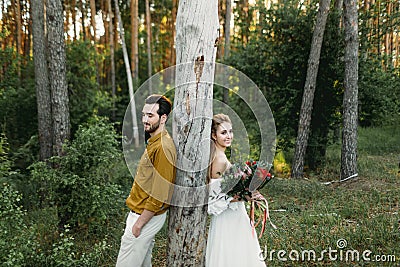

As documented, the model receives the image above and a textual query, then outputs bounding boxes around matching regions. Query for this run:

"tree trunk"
[102,0,109,86]
[291,0,331,179]
[108,0,116,120]
[24,3,33,57]
[170,0,177,66]
[223,0,232,104]
[71,0,77,41]
[32,0,52,161]
[224,0,232,60]
[130,0,139,79]
[90,0,96,41]
[340,0,359,181]
[80,0,87,41]
[65,0,71,42]
[15,0,22,55]
[47,0,70,157]
[166,1,219,266]
[115,0,140,148]
[145,0,153,93]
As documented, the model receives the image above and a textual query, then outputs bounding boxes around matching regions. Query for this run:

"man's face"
[142,103,161,134]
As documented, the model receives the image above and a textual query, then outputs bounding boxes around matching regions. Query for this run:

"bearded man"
[116,94,176,267]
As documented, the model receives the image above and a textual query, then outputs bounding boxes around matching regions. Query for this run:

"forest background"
[0,0,399,266]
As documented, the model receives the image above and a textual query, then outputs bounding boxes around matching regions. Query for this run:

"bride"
[206,114,266,267]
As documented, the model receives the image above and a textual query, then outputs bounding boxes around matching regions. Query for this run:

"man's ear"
[160,114,168,124]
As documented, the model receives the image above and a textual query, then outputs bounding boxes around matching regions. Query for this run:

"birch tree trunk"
[341,0,359,181]
[167,0,219,266]
[32,0,52,161]
[115,0,140,148]
[47,0,70,156]
[291,0,331,178]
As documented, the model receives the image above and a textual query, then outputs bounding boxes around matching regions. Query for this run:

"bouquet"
[220,160,273,201]
[220,160,277,237]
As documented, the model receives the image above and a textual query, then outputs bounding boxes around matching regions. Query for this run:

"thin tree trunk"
[102,0,109,86]
[71,0,77,41]
[89,0,99,85]
[223,0,232,104]
[130,0,139,79]
[242,0,250,44]
[15,0,22,55]
[65,0,71,42]
[15,0,22,78]
[166,0,219,266]
[25,3,32,57]
[224,0,232,59]
[291,0,331,178]
[341,0,359,181]
[170,0,177,66]
[145,0,153,93]
[108,0,116,120]
[80,0,87,41]
[32,0,52,161]
[113,5,118,49]
[115,0,140,148]
[47,0,70,156]
[90,0,96,41]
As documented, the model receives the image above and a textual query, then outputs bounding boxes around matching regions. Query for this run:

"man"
[116,94,176,267]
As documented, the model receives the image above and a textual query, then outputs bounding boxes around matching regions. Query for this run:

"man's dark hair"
[145,94,172,117]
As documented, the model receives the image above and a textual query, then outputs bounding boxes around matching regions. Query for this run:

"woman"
[206,114,266,267]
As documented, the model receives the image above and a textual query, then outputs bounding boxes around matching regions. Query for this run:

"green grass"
[151,124,400,266]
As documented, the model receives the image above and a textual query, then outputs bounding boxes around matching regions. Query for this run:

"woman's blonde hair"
[207,114,232,183]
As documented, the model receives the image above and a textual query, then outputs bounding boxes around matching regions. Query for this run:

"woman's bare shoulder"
[210,152,230,179]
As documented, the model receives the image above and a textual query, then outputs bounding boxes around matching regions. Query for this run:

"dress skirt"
[206,179,266,267]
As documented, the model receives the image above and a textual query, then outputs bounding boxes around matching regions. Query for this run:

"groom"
[116,94,177,267]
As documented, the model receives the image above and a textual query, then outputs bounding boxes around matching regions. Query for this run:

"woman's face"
[213,122,233,148]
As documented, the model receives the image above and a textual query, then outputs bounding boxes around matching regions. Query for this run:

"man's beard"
[144,119,161,133]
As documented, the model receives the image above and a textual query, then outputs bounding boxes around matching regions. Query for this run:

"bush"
[30,117,125,234]
[0,183,40,266]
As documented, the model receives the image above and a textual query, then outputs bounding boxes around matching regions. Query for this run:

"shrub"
[0,183,40,265]
[30,117,125,234]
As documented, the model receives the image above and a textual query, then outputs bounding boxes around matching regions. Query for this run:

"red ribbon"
[250,193,277,238]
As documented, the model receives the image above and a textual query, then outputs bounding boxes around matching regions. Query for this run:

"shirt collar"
[146,130,168,146]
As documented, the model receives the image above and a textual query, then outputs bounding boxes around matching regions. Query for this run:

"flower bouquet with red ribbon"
[220,160,276,237]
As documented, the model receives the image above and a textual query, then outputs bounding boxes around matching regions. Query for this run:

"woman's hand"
[230,194,241,202]
[251,190,265,200]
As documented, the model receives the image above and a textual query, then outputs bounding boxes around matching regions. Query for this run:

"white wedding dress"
[206,178,266,267]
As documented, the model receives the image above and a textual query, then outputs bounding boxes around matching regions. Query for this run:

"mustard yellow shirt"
[126,130,176,215]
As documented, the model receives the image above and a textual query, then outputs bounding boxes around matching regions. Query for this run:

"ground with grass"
[151,125,400,266]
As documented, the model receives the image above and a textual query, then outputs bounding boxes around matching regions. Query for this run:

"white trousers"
[116,211,166,267]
